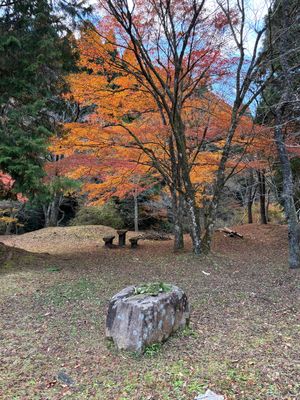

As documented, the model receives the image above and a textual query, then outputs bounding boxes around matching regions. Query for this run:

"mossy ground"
[0,224,299,399]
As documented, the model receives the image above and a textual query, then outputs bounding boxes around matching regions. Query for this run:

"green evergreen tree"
[257,0,300,123]
[0,0,81,195]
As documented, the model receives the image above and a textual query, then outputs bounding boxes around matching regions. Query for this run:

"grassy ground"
[0,224,299,400]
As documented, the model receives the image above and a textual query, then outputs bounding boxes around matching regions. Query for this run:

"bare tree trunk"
[202,201,217,254]
[171,187,184,251]
[43,205,50,228]
[57,207,66,226]
[257,170,268,224]
[43,195,61,227]
[247,170,256,224]
[168,134,184,251]
[271,0,300,268]
[133,190,138,233]
[174,119,202,255]
[200,0,271,252]
[266,188,271,222]
[181,167,201,255]
[186,196,201,255]
[247,201,253,224]
[274,120,300,269]
[49,200,60,227]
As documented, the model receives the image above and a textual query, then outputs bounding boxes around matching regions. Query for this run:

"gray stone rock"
[105,285,190,352]
[194,389,224,400]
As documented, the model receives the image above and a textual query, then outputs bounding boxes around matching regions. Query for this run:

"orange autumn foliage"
[51,23,259,206]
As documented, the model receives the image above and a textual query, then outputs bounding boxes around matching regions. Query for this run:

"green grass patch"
[47,265,62,272]
[144,343,162,357]
[35,278,101,307]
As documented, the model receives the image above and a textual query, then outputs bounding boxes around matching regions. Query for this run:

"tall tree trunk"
[133,190,138,232]
[168,134,184,251]
[44,195,61,227]
[175,118,202,255]
[274,120,300,269]
[171,187,184,251]
[186,195,201,255]
[257,170,268,224]
[49,200,60,227]
[271,0,300,268]
[202,201,217,254]
[247,170,256,224]
[266,188,271,222]
[181,166,202,254]
[43,205,50,228]
[247,201,253,224]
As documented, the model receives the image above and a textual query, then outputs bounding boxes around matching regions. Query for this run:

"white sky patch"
[87,0,270,52]
[245,0,271,54]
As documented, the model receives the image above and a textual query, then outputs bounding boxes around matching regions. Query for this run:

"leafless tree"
[201,0,273,250]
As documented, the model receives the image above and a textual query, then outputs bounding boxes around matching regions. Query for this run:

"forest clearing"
[0,224,299,400]
[1,0,300,398]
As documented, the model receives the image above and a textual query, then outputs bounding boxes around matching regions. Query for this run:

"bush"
[267,203,286,224]
[70,202,124,229]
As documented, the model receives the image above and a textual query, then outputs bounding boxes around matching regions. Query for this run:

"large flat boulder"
[106,284,190,352]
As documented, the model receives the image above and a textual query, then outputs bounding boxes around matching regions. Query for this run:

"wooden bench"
[103,235,115,248]
[117,229,128,247]
[129,237,142,248]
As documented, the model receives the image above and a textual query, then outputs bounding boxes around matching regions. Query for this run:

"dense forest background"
[0,0,299,267]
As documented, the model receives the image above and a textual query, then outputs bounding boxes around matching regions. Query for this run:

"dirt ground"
[0,224,299,400]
